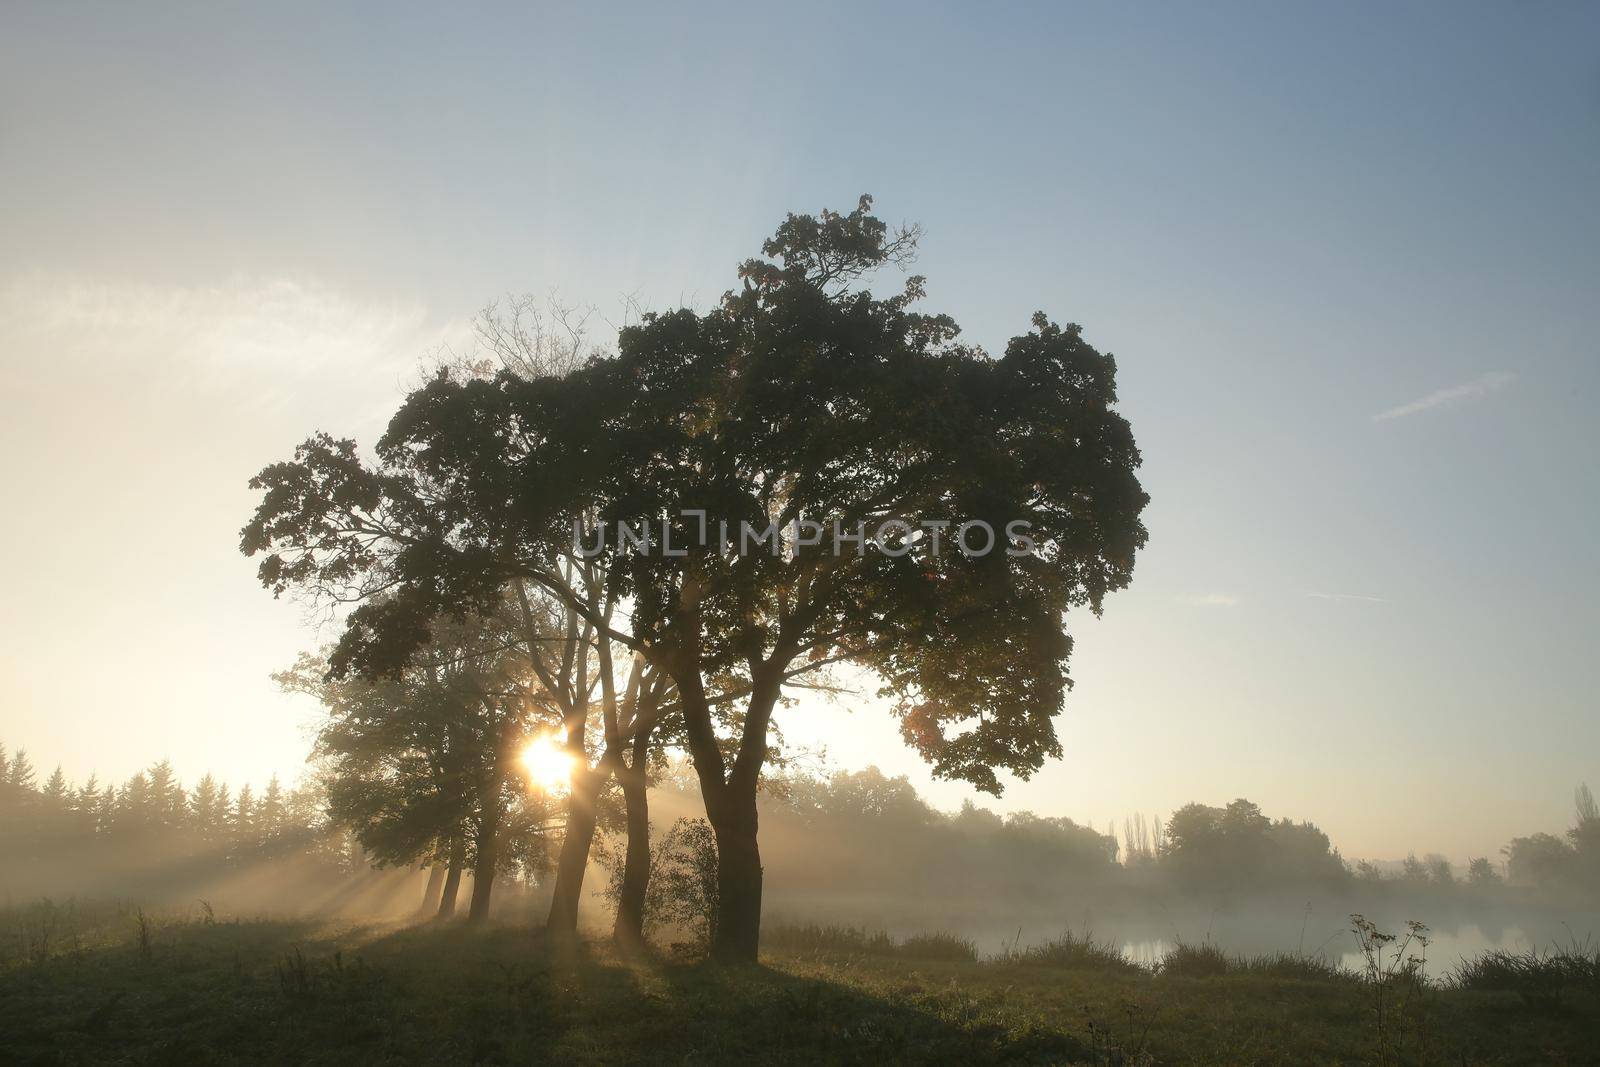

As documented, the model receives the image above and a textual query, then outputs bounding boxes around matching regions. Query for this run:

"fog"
[14,750,1590,979]
[657,777,1600,974]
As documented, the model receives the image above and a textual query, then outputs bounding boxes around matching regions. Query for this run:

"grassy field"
[2,903,1597,1065]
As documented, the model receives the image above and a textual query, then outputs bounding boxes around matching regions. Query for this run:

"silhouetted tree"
[1354,859,1385,883]
[1164,799,1345,893]
[258,776,285,841]
[1400,854,1431,886]
[608,660,679,948]
[233,784,256,844]
[0,741,345,902]
[241,196,1150,960]
[190,774,227,842]
[146,760,185,831]
[1569,783,1600,889]
[1504,832,1573,887]
[73,773,103,835]
[238,306,678,939]
[42,766,68,807]
[1422,854,1455,887]
[7,748,36,792]
[1466,856,1502,889]
[282,607,560,923]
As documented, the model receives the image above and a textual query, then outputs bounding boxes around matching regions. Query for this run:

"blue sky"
[2,2,1596,860]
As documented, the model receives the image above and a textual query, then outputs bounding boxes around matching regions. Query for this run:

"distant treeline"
[0,747,324,855]
[749,769,1600,915]
[5,740,1597,918]
[0,744,356,905]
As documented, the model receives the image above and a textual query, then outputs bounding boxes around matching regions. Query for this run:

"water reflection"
[1115,920,1589,974]
[862,908,1600,973]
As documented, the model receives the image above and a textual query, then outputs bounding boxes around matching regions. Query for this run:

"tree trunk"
[467,843,497,923]
[708,781,762,963]
[545,767,604,933]
[467,811,500,924]
[437,837,464,918]
[613,765,650,949]
[420,863,445,914]
[673,663,779,965]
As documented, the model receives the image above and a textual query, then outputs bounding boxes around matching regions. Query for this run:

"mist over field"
[9,750,1599,984]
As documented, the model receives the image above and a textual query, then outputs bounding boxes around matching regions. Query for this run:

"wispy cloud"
[1372,372,1515,422]
[0,272,470,427]
[1305,591,1390,604]
[1177,593,1239,608]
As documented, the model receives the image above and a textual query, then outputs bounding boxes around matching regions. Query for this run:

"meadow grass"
[2,901,1597,1064]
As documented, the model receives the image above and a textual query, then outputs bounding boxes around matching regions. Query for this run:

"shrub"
[597,818,720,949]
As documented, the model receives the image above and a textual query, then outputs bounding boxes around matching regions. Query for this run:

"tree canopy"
[243,196,1146,789]
[241,195,1150,958]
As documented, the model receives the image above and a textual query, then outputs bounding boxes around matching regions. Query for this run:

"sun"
[520,733,576,791]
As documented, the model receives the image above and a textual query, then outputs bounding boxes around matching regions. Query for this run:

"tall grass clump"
[1448,938,1600,1007]
[761,923,978,962]
[898,932,978,963]
[3,897,84,966]
[1156,941,1351,982]
[1156,941,1230,978]
[1241,951,1351,983]
[1000,930,1143,974]
[762,922,894,955]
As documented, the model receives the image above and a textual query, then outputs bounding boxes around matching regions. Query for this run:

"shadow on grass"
[0,917,1088,1065]
[642,956,1086,1064]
